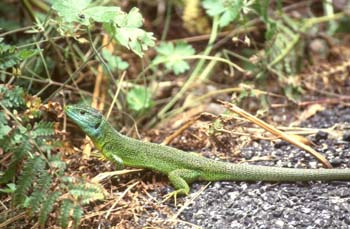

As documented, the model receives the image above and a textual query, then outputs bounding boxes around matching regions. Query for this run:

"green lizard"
[65,104,350,197]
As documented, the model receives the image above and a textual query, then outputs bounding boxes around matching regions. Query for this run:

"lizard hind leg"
[163,169,200,205]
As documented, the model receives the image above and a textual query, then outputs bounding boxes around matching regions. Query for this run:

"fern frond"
[0,85,25,109]
[29,169,51,214]
[1,129,31,185]
[72,205,83,228]
[61,176,75,183]
[69,183,104,204]
[14,156,44,205]
[59,199,73,229]
[50,155,67,175]
[32,121,55,138]
[39,191,60,226]
[13,134,32,159]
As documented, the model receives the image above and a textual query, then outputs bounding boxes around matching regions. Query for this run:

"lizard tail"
[202,162,350,182]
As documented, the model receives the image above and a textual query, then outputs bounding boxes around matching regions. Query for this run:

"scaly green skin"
[65,105,350,195]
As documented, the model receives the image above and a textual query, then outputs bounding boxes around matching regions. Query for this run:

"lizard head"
[65,104,104,138]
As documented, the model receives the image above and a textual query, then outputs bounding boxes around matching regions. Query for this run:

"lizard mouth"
[64,105,81,125]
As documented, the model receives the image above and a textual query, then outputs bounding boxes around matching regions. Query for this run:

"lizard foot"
[162,189,187,206]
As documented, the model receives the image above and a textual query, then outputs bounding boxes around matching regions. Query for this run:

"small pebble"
[175,107,350,229]
[343,132,350,142]
[330,158,342,167]
[315,131,328,141]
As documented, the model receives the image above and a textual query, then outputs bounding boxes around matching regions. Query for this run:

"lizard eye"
[79,110,86,115]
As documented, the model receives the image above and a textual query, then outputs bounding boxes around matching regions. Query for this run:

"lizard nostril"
[94,122,99,129]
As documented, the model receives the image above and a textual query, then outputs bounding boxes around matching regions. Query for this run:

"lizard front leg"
[102,144,125,170]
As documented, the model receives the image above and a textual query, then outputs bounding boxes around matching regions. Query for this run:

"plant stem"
[161,1,173,41]
[269,12,344,68]
[148,16,220,127]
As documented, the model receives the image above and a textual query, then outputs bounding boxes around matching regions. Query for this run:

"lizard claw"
[162,190,181,206]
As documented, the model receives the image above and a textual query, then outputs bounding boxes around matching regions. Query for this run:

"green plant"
[0,38,36,70]
[50,0,157,118]
[148,0,254,124]
[153,42,195,75]
[52,0,155,57]
[0,86,104,228]
[202,0,255,27]
[127,85,154,113]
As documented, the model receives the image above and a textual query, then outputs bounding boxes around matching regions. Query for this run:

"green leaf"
[116,7,143,28]
[72,205,83,227]
[52,0,121,25]
[52,0,91,25]
[52,1,155,57]
[265,20,277,40]
[0,42,36,69]
[102,49,129,71]
[50,155,67,174]
[29,170,51,213]
[39,191,61,226]
[59,199,73,228]
[83,6,121,23]
[0,112,6,124]
[219,7,240,27]
[0,85,25,108]
[202,0,226,17]
[69,184,104,204]
[109,8,155,57]
[0,183,16,193]
[14,156,45,205]
[32,121,55,138]
[202,0,245,27]
[0,124,11,140]
[153,42,195,75]
[127,86,154,112]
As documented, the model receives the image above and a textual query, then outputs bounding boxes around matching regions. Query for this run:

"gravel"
[177,106,350,229]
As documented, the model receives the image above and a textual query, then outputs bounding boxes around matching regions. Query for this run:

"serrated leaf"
[219,7,240,27]
[14,156,44,205]
[50,155,67,173]
[72,205,83,227]
[69,183,104,204]
[117,7,143,27]
[52,0,91,24]
[39,191,60,226]
[202,0,245,27]
[110,8,155,57]
[127,86,154,112]
[83,6,121,23]
[32,121,55,138]
[153,42,195,75]
[202,0,225,16]
[59,199,73,228]
[52,0,121,25]
[52,2,155,57]
[29,170,51,213]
